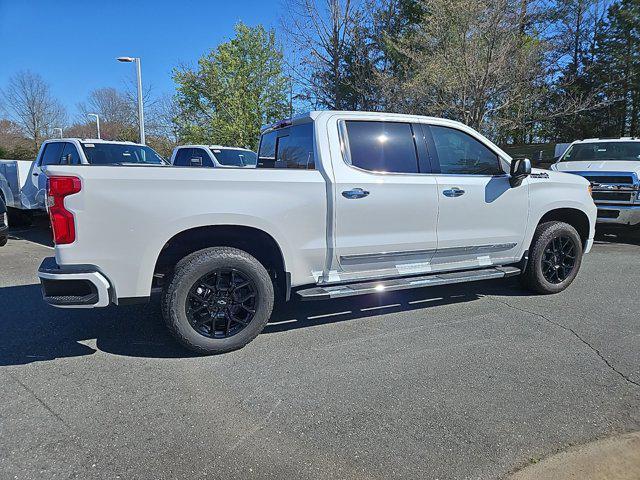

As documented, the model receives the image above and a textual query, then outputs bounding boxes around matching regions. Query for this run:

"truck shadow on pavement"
[7,215,54,248]
[0,278,529,366]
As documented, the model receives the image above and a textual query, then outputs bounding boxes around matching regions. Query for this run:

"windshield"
[210,148,257,167]
[80,143,166,165]
[560,142,640,162]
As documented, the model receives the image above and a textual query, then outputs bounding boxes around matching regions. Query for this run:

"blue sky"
[0,0,281,119]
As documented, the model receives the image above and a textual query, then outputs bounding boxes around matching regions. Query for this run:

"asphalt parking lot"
[1,221,639,480]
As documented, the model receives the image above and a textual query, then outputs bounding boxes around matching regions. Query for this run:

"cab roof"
[175,145,254,151]
[574,137,640,143]
[45,138,143,146]
[261,110,469,133]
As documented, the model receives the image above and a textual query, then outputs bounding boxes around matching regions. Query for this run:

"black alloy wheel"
[541,235,577,284]
[185,268,257,339]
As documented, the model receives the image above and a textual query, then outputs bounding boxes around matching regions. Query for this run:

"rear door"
[329,117,439,281]
[426,124,529,270]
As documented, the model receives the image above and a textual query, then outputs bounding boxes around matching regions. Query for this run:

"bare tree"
[282,0,363,109]
[77,87,133,125]
[0,71,66,152]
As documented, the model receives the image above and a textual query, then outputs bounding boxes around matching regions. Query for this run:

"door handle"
[32,172,39,176]
[342,188,370,199]
[443,187,465,197]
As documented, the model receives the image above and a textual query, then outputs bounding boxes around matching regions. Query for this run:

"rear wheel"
[162,247,274,354]
[521,221,583,294]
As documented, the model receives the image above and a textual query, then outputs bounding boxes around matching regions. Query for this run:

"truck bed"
[44,164,328,300]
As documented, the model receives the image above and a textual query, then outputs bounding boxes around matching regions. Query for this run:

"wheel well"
[154,225,287,296]
[539,208,590,246]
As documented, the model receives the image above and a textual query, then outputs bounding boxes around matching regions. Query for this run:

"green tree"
[174,23,289,150]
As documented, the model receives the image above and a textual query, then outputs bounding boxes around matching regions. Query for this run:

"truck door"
[425,125,529,271]
[328,118,439,281]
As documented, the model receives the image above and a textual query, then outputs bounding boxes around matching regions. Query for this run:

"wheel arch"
[537,208,591,247]
[153,224,290,300]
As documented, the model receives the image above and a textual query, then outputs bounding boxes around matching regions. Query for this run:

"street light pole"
[117,56,145,144]
[88,113,100,139]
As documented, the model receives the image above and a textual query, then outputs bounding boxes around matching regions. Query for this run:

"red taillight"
[47,176,81,245]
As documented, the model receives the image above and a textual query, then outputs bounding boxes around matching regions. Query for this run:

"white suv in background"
[170,145,257,168]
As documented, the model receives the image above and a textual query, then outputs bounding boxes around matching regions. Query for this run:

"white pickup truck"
[551,138,640,233]
[0,138,166,224]
[37,111,596,354]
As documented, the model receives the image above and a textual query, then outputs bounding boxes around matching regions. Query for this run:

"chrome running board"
[297,266,521,301]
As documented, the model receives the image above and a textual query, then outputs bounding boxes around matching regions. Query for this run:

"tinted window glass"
[173,148,191,166]
[344,121,419,173]
[60,143,81,165]
[560,142,640,162]
[191,148,213,167]
[80,143,165,165]
[258,131,277,166]
[211,148,257,167]
[430,126,502,175]
[258,123,315,169]
[40,143,65,166]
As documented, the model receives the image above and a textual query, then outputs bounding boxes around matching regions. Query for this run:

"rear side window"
[40,143,65,166]
[173,148,191,166]
[429,126,502,175]
[257,123,315,169]
[191,148,214,167]
[175,148,213,167]
[60,143,81,165]
[342,121,419,174]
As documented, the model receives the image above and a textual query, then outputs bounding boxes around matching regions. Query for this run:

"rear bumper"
[596,205,640,227]
[38,257,111,308]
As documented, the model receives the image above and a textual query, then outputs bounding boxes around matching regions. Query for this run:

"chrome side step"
[296,266,521,301]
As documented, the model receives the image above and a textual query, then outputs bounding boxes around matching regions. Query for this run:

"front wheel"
[162,247,274,354]
[521,221,584,294]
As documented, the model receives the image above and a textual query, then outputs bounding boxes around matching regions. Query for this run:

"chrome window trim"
[336,119,509,178]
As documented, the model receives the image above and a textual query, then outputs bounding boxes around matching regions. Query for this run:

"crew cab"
[171,145,257,168]
[37,111,596,354]
[0,139,166,224]
[551,138,640,232]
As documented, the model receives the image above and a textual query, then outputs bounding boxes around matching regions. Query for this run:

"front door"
[426,124,529,271]
[328,117,440,282]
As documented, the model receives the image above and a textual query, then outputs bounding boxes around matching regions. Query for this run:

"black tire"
[521,221,583,294]
[161,247,274,354]
[0,235,6,247]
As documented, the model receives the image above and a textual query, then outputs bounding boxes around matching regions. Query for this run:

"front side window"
[211,148,258,167]
[257,123,315,169]
[560,142,640,162]
[342,121,419,174]
[80,143,166,165]
[430,126,502,175]
[40,142,65,166]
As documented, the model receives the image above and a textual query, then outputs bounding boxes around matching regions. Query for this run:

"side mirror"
[60,153,72,165]
[189,157,203,167]
[509,158,531,187]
